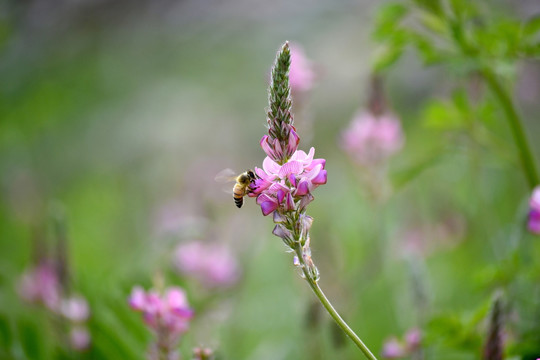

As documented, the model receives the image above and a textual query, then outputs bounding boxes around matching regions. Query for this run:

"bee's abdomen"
[233,185,245,208]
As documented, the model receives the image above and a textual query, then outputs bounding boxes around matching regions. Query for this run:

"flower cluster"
[129,285,194,360]
[18,261,91,351]
[173,241,240,288]
[18,260,60,310]
[250,147,327,216]
[381,328,422,359]
[528,186,540,235]
[129,285,193,335]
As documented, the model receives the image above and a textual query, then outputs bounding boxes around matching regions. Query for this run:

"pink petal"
[304,164,322,181]
[298,193,314,210]
[165,288,188,310]
[277,189,286,203]
[287,129,300,154]
[529,209,540,234]
[531,186,540,210]
[295,179,310,196]
[312,169,327,185]
[272,224,292,240]
[288,174,297,187]
[285,192,295,211]
[263,157,281,175]
[260,201,278,216]
[279,161,303,178]
[290,149,307,162]
[306,158,326,171]
[129,286,147,311]
[251,178,272,195]
[260,136,275,158]
[254,167,267,179]
[256,193,274,205]
[272,138,283,159]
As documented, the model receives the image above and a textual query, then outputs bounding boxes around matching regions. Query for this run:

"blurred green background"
[1,0,540,359]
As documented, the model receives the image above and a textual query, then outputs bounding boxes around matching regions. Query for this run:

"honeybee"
[215,169,258,208]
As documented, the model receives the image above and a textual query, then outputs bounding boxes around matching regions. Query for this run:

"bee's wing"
[214,168,238,183]
[215,169,238,194]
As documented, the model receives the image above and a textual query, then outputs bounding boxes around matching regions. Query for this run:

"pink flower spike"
[405,328,422,351]
[341,111,404,166]
[382,338,406,359]
[70,326,91,351]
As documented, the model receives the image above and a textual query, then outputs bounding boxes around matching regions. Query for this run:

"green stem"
[295,247,378,360]
[482,69,539,189]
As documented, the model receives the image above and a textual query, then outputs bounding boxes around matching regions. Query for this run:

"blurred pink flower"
[60,296,90,323]
[528,186,540,234]
[70,326,91,351]
[289,43,315,94]
[383,328,422,359]
[341,111,404,166]
[129,285,194,336]
[174,241,240,288]
[18,261,92,352]
[382,337,406,359]
[404,328,422,351]
[18,261,61,311]
[193,347,214,360]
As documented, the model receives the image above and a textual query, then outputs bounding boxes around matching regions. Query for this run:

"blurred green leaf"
[522,16,540,38]
[410,33,445,65]
[419,10,447,35]
[423,99,466,130]
[391,145,447,190]
[372,44,404,73]
[412,0,443,16]
[373,2,409,41]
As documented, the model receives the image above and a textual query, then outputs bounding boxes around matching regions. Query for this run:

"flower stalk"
[246,42,378,359]
[294,242,377,360]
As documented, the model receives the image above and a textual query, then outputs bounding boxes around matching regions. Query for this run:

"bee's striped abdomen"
[233,184,245,208]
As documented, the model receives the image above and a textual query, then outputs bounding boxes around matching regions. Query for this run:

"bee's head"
[238,173,250,185]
